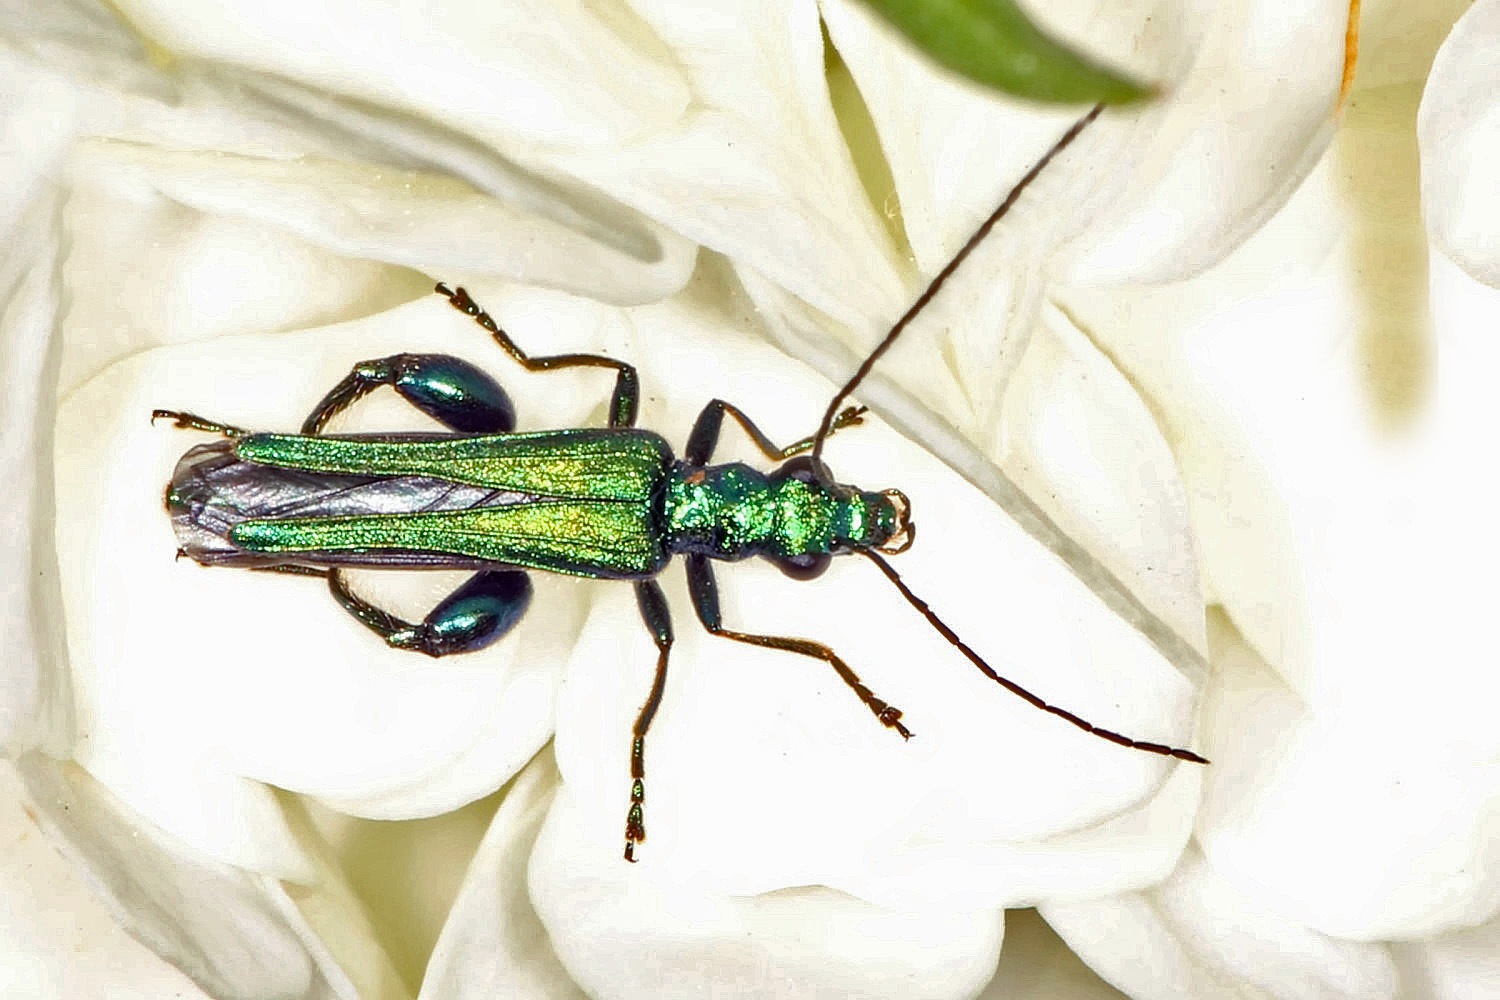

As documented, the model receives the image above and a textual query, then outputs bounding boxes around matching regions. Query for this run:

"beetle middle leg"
[435,283,641,429]
[326,568,533,657]
[684,554,912,739]
[624,579,674,862]
[301,354,518,435]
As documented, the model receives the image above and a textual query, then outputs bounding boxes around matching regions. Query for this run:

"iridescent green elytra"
[157,108,1206,864]
[217,428,902,579]
[227,430,676,578]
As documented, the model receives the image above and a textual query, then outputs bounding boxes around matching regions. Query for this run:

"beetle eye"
[775,455,824,484]
[776,551,831,581]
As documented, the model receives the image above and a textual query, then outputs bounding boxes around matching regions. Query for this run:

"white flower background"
[2,0,1498,998]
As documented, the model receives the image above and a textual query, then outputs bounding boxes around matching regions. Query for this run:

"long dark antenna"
[860,550,1208,763]
[809,103,1105,471]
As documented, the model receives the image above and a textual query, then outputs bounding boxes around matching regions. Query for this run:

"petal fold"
[0,762,213,999]
[1196,622,1500,940]
[827,0,1351,286]
[1395,914,1500,1000]
[1043,845,1400,1000]
[15,755,382,1000]
[1418,0,1500,285]
[532,793,1004,1000]
[1059,79,1500,940]
[419,749,585,1000]
[110,0,690,149]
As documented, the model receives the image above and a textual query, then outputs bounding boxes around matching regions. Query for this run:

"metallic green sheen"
[223,429,897,576]
[663,464,889,560]
[228,428,672,578]
[235,429,669,501]
[232,499,666,578]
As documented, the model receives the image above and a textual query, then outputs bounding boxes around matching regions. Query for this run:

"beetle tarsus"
[876,705,913,740]
[625,803,645,862]
[833,405,867,430]
[151,409,245,437]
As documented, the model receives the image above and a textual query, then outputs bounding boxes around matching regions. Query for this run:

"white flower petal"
[1043,844,1400,1000]
[0,31,108,756]
[0,243,71,755]
[1418,0,1500,285]
[824,0,1352,286]
[977,908,1129,1000]
[110,0,689,149]
[11,9,698,305]
[1061,83,1487,731]
[539,0,906,331]
[58,136,693,397]
[419,749,584,1000]
[104,0,898,332]
[0,0,167,102]
[14,754,376,1000]
[531,794,1003,1000]
[1356,0,1478,91]
[819,0,1172,275]
[0,761,213,999]
[1001,307,1203,646]
[1394,913,1500,1000]
[130,146,696,307]
[1196,621,1500,940]
[1061,88,1500,936]
[93,102,698,305]
[1063,0,1352,283]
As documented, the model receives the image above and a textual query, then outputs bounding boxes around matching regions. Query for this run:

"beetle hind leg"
[327,568,533,657]
[301,354,518,435]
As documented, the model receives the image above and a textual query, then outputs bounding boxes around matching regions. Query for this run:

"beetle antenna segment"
[859,550,1209,764]
[808,103,1105,476]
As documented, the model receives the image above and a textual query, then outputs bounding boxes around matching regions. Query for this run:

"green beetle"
[157,106,1203,862]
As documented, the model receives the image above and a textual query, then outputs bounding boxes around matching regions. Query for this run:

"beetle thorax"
[662,461,898,563]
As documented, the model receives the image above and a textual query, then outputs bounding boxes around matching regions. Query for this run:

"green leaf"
[856,0,1151,104]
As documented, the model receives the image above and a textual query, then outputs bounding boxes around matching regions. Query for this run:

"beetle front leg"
[435,283,641,428]
[327,568,533,657]
[301,354,518,435]
[624,579,674,862]
[684,554,912,739]
[684,399,867,466]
